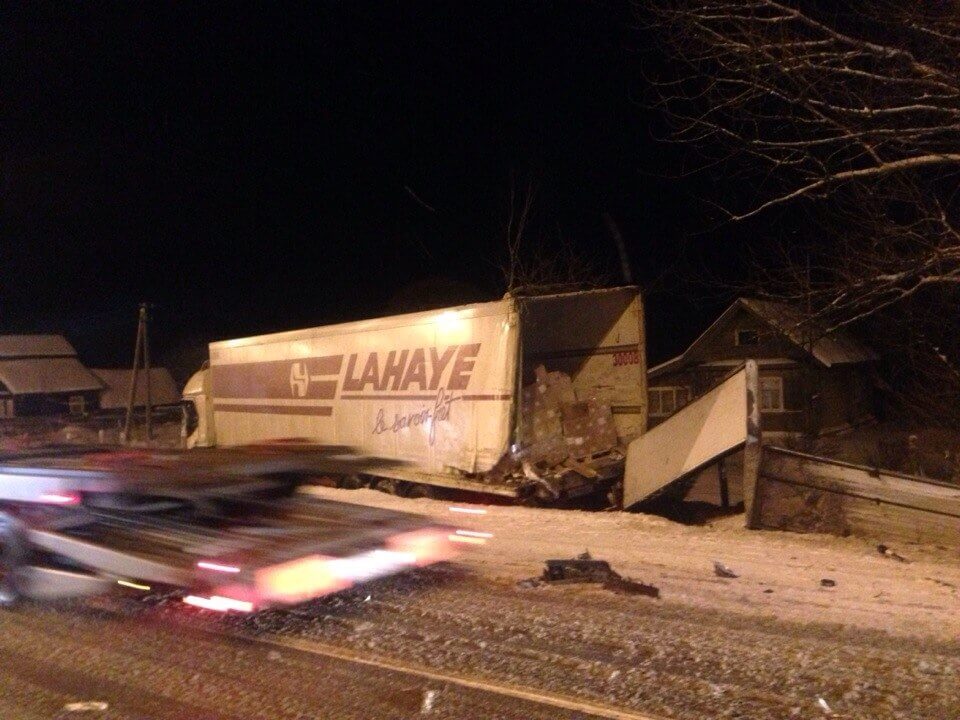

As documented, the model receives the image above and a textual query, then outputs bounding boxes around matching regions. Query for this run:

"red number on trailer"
[613,350,640,366]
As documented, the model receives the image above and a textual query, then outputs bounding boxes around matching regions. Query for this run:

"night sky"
[1,3,742,380]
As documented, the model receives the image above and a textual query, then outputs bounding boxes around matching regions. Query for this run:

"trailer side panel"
[208,301,519,475]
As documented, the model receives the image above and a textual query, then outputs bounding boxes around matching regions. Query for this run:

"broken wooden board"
[751,446,960,549]
[623,362,758,508]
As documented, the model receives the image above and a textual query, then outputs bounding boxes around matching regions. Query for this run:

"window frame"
[735,328,760,347]
[759,375,785,412]
[68,395,86,416]
[648,386,691,418]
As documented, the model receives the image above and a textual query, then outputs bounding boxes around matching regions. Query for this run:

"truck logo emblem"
[290,362,310,397]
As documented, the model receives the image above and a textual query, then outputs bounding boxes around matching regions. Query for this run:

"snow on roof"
[91,368,180,409]
[0,334,78,358]
[0,358,104,395]
[649,297,877,380]
[740,298,878,367]
[647,354,685,378]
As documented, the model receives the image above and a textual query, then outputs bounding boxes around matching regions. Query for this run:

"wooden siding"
[685,308,807,365]
[648,307,875,434]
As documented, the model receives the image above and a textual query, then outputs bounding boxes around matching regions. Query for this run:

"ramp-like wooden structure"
[623,362,760,508]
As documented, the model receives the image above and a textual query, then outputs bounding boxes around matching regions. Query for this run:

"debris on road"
[543,551,616,583]
[877,544,909,563]
[523,551,660,598]
[816,696,833,715]
[62,701,109,713]
[713,561,739,579]
[603,574,661,598]
[421,689,437,715]
[820,578,836,588]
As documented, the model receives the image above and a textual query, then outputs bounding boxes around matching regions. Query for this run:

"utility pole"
[602,212,634,285]
[122,303,153,444]
[804,252,816,437]
[144,304,152,442]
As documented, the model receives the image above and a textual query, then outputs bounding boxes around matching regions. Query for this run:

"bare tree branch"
[646,0,960,424]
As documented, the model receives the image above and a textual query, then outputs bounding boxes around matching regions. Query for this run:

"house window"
[759,376,784,412]
[736,329,760,346]
[648,386,691,418]
[68,395,86,416]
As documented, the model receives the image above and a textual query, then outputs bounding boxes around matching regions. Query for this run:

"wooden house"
[648,298,878,435]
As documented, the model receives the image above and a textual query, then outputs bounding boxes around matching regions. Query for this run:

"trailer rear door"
[518,287,647,441]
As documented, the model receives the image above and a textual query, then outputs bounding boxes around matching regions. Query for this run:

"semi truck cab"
[182,364,214,448]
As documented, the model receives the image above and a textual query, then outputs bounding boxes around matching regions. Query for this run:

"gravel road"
[0,597,601,720]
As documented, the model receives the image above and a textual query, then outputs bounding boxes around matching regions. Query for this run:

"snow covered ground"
[305,485,960,643]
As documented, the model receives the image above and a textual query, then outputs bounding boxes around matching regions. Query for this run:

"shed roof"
[0,334,77,358]
[0,358,104,395]
[91,368,180,409]
[649,297,877,380]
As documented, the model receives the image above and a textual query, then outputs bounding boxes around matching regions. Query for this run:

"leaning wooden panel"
[754,446,960,548]
[624,364,754,508]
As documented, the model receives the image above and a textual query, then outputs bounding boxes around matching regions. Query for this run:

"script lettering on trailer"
[343,343,479,446]
[372,388,460,446]
[283,343,481,445]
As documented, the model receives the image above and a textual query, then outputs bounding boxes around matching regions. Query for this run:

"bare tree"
[647,0,960,327]
[646,0,960,423]
[500,174,609,295]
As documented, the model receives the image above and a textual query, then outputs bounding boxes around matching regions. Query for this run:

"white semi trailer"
[183,287,647,505]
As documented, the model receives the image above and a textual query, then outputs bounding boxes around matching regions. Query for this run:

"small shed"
[0,335,104,417]
[648,298,878,435]
[91,368,181,411]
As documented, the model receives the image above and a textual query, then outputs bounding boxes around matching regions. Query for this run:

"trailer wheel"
[0,514,26,607]
[338,474,365,490]
[518,486,555,507]
[404,483,435,500]
[374,478,401,495]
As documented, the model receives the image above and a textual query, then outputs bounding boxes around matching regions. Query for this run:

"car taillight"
[183,595,254,613]
[38,491,81,506]
[449,529,492,545]
[387,528,457,565]
[254,555,349,604]
[197,561,241,574]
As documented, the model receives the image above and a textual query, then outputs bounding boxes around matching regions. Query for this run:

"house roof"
[0,334,78,358]
[739,298,878,366]
[0,358,104,395]
[649,297,878,379]
[91,368,181,409]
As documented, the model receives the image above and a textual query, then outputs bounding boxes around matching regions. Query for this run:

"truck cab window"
[182,400,199,435]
